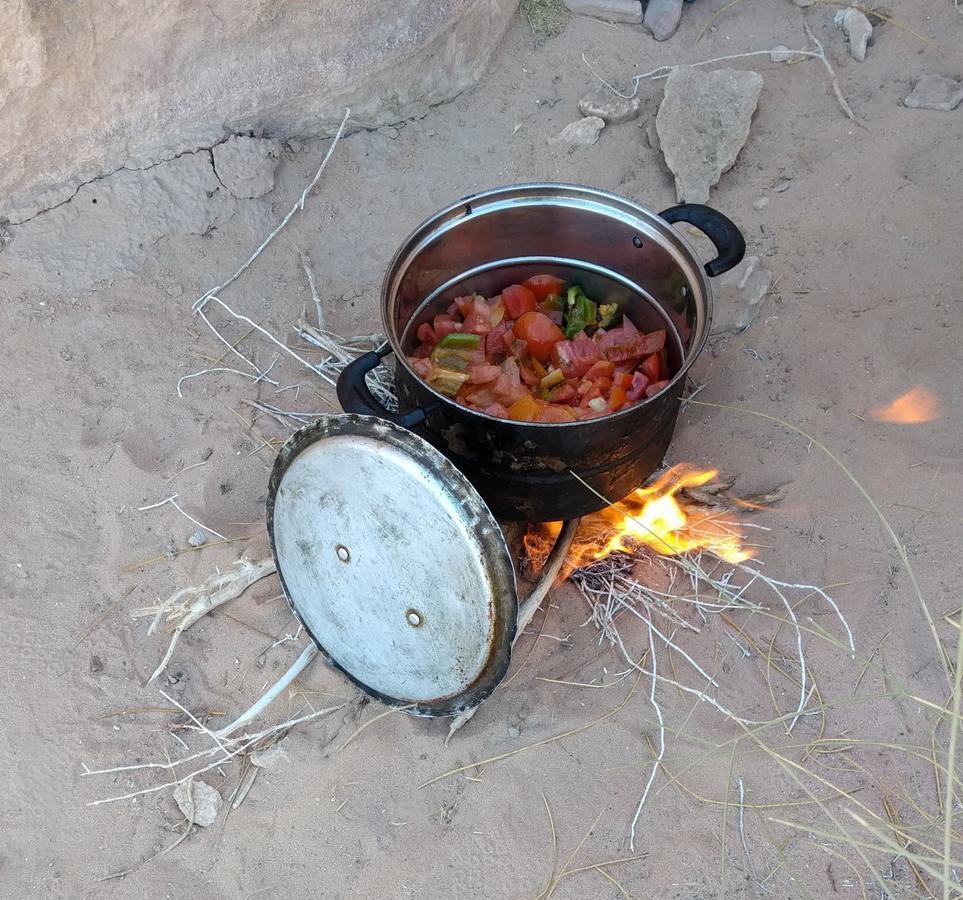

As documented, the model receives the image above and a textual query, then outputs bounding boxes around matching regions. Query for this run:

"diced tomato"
[416,322,437,345]
[598,327,666,364]
[513,311,565,363]
[615,372,633,390]
[463,298,492,335]
[645,379,670,398]
[410,357,433,379]
[433,314,459,339]
[627,370,650,401]
[468,364,502,384]
[502,284,538,319]
[519,364,541,387]
[547,382,578,404]
[484,402,509,418]
[507,393,543,422]
[523,274,565,302]
[537,404,577,423]
[585,360,616,381]
[641,353,663,382]
[609,386,628,411]
[446,301,459,317]
[454,295,476,317]
[413,343,433,358]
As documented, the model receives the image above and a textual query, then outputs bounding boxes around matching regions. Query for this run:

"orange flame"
[869,387,940,424]
[524,465,752,573]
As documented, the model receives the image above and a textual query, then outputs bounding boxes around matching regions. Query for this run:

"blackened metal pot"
[337,184,744,522]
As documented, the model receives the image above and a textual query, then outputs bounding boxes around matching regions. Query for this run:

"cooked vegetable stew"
[408,274,673,423]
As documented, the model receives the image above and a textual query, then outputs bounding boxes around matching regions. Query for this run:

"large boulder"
[0,0,518,223]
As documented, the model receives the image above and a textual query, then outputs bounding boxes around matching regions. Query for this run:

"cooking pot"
[337,184,744,522]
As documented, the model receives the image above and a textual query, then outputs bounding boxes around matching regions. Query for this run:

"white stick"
[629,622,665,851]
[213,643,319,739]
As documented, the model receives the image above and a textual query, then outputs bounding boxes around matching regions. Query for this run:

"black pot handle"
[336,345,427,429]
[659,204,746,278]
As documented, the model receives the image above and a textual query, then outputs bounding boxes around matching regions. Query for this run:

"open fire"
[524,465,753,573]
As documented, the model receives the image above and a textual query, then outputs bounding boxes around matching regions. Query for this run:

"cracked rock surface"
[211,137,282,199]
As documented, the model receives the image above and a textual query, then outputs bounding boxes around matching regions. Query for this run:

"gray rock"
[773,180,792,193]
[834,8,873,62]
[549,116,605,147]
[211,136,281,199]
[656,66,764,204]
[715,256,773,335]
[507,724,521,739]
[752,197,769,211]
[578,93,642,124]
[904,74,963,111]
[187,530,208,548]
[1,0,518,222]
[251,741,288,770]
[644,119,661,151]
[769,45,793,63]
[173,779,222,827]
[643,0,683,41]
[563,0,642,23]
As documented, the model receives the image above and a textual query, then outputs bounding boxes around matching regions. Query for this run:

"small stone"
[752,197,769,211]
[715,256,773,335]
[563,0,642,24]
[904,74,963,111]
[201,447,213,460]
[166,283,183,298]
[578,93,642,125]
[507,725,521,739]
[379,125,400,139]
[173,779,222,828]
[643,0,683,41]
[285,138,305,153]
[656,66,764,204]
[89,655,104,675]
[187,530,207,548]
[769,45,793,63]
[164,541,178,560]
[834,8,873,63]
[773,180,792,193]
[211,136,282,199]
[548,116,605,148]
[644,119,661,151]
[251,741,288,771]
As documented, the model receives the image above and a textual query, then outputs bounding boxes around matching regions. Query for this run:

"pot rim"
[381,182,715,428]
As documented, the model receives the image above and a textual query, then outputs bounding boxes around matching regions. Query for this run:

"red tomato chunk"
[408,275,675,420]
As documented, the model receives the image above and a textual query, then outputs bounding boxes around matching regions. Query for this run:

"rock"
[769,45,793,63]
[201,447,213,461]
[904,74,963,111]
[752,197,769,211]
[0,1,518,222]
[715,256,773,335]
[173,779,222,827]
[578,93,642,125]
[563,0,642,23]
[251,741,287,770]
[211,136,280,199]
[89,655,104,674]
[507,725,521,739]
[834,9,873,62]
[773,180,792,193]
[644,119,661,151]
[187,530,208,548]
[655,66,764,204]
[549,116,605,147]
[643,0,683,41]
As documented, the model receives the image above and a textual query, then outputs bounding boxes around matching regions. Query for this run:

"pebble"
[644,118,661,151]
[834,8,873,62]
[379,125,400,139]
[507,725,521,739]
[251,741,288,770]
[90,655,104,675]
[201,447,213,460]
[578,92,642,125]
[773,180,792,193]
[643,0,683,41]
[548,116,605,148]
[752,197,770,211]
[769,45,793,63]
[904,74,963,111]
[715,256,773,335]
[211,136,281,199]
[187,530,208,548]
[563,0,642,24]
[173,779,222,828]
[656,66,764,204]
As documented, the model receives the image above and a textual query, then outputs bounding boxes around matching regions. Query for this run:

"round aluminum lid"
[266,414,518,717]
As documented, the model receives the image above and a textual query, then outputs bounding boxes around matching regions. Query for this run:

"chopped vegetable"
[408,275,676,422]
[598,303,620,328]
[562,285,598,339]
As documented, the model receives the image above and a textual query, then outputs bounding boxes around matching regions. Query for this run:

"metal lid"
[266,414,518,717]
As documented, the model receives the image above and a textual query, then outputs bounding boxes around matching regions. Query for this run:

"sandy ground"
[2,2,963,897]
